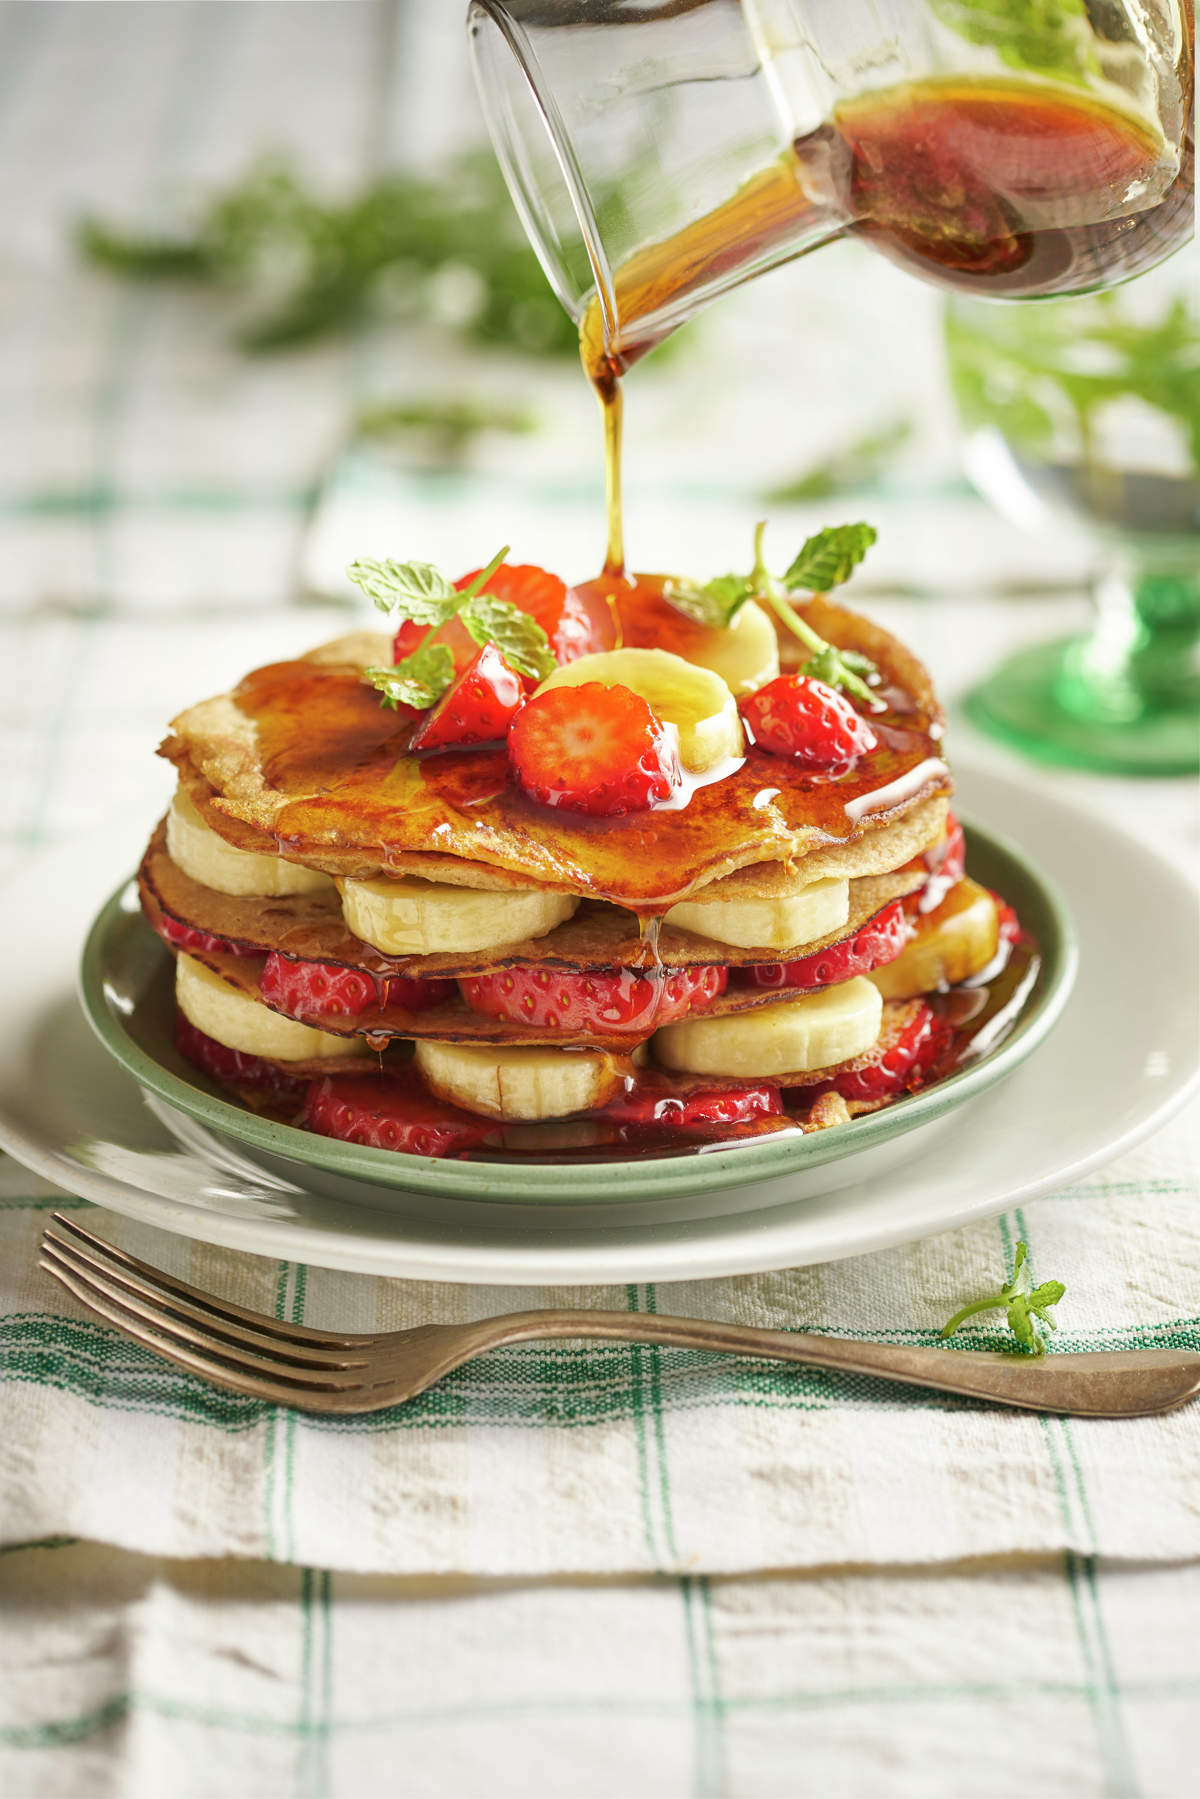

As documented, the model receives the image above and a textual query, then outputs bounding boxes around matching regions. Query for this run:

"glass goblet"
[946,238,1200,776]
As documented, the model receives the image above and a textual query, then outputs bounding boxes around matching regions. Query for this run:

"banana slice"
[167,786,333,899]
[341,876,576,957]
[176,954,358,1062]
[871,879,998,1000]
[535,647,742,773]
[414,1039,621,1120]
[680,600,780,697]
[665,876,849,951]
[654,976,882,1078]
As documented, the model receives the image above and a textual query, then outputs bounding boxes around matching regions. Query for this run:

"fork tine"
[39,1246,371,1400]
[46,1212,371,1348]
[42,1226,368,1372]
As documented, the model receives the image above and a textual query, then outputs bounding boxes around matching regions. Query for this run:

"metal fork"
[39,1213,1200,1418]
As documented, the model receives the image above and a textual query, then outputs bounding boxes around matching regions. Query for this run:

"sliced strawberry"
[990,889,1022,945]
[741,674,878,769]
[743,900,908,992]
[409,642,525,752]
[175,1016,306,1097]
[460,963,726,1036]
[153,909,255,959]
[259,955,453,1020]
[303,1072,492,1157]
[455,561,611,667]
[509,682,681,815]
[601,1080,782,1133]
[799,1000,943,1103]
[916,811,966,912]
[932,812,966,887]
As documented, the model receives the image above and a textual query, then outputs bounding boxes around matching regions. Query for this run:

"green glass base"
[965,637,1200,776]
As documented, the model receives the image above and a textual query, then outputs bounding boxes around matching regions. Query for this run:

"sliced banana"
[176,954,358,1063]
[680,600,780,697]
[341,875,576,957]
[871,879,998,1000]
[665,876,849,951]
[167,786,333,899]
[654,976,882,1078]
[534,647,742,773]
[414,1039,621,1121]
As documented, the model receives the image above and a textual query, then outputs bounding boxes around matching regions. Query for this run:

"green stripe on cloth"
[5,1670,1200,1749]
[3,1312,1199,1435]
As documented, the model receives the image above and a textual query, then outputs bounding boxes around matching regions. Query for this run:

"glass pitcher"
[467,0,1193,382]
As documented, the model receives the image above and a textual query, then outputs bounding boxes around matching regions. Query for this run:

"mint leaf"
[939,1239,1066,1356]
[363,642,455,711]
[458,594,555,683]
[782,523,878,594]
[1030,1280,1066,1314]
[347,557,458,625]
[1006,1296,1038,1352]
[664,572,755,630]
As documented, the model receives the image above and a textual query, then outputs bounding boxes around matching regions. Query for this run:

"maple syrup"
[581,73,1193,575]
[232,586,949,916]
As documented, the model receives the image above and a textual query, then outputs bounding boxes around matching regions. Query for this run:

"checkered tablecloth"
[1,8,1198,1798]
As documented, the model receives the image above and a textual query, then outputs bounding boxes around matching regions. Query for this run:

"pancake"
[136,572,1034,1153]
[139,819,933,976]
[161,597,951,909]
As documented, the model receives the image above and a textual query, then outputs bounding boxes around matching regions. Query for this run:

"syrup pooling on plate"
[234,581,949,912]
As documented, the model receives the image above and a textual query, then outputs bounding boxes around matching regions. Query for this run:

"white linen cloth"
[1,7,1197,1796]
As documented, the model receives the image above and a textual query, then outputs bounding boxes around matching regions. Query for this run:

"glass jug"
[468,0,1193,384]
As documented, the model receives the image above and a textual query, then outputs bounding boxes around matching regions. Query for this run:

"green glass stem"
[966,553,1200,776]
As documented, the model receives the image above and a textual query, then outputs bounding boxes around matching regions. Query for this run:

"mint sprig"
[353,543,556,711]
[365,642,455,712]
[664,521,881,706]
[940,1240,1066,1356]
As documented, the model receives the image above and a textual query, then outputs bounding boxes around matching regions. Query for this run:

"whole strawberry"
[742,674,878,769]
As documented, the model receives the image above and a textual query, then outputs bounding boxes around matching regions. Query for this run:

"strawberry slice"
[455,561,611,667]
[175,1016,306,1097]
[601,1080,783,1134]
[990,889,1022,945]
[915,811,966,912]
[152,909,255,959]
[460,963,726,1035]
[509,682,681,815]
[303,1072,492,1157]
[931,812,966,886]
[799,1000,944,1104]
[409,642,526,752]
[259,955,452,1020]
[741,674,878,769]
[744,900,908,992]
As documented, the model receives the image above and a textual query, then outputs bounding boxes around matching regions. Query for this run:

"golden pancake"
[161,596,950,909]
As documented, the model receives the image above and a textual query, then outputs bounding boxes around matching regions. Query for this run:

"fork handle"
[450,1310,1200,1418]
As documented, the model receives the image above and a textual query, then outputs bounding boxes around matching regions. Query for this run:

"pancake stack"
[138,572,1011,1158]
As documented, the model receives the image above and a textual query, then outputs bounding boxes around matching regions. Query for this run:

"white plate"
[0,763,1196,1282]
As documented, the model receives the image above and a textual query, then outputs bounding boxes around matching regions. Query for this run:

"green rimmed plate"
[78,815,1076,1207]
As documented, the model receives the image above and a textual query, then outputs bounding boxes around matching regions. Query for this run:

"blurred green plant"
[946,289,1200,474]
[763,418,913,502]
[354,396,539,458]
[929,0,1099,85]
[77,152,583,357]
